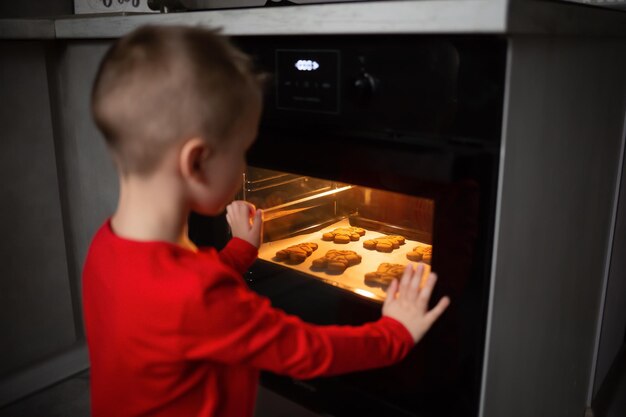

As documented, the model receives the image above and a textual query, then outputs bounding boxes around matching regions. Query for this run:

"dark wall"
[0,0,73,18]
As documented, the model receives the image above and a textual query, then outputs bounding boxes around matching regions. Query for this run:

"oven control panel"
[275,49,340,114]
[236,36,507,142]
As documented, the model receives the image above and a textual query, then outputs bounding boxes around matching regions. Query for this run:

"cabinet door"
[0,42,77,378]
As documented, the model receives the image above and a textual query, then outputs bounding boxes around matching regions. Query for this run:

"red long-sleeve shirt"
[82,220,414,417]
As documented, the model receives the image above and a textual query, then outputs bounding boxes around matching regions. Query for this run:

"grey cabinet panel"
[0,42,76,376]
[50,41,118,314]
[482,37,626,417]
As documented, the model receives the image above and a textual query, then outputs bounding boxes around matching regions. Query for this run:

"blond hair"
[92,24,262,175]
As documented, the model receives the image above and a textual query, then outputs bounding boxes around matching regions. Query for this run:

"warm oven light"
[354,288,377,299]
[262,185,353,213]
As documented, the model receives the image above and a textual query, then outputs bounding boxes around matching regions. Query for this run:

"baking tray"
[258,218,431,302]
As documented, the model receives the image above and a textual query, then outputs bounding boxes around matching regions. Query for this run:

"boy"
[83,24,450,417]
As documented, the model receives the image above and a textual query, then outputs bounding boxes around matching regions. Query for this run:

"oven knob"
[354,72,378,100]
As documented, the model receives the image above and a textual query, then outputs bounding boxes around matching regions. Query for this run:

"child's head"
[92,24,263,215]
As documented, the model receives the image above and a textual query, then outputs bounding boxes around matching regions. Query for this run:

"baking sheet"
[258,218,431,302]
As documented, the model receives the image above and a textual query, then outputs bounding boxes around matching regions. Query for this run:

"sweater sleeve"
[217,238,258,276]
[179,270,414,379]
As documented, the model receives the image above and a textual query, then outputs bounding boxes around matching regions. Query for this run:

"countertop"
[1,0,626,39]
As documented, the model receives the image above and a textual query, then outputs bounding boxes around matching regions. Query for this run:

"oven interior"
[242,166,434,302]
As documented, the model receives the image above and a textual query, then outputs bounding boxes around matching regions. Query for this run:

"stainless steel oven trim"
[478,36,512,417]
[586,102,626,405]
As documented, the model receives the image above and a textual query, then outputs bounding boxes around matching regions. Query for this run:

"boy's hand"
[225,201,263,249]
[382,263,450,344]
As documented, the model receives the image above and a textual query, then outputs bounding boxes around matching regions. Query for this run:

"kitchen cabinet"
[0,1,625,415]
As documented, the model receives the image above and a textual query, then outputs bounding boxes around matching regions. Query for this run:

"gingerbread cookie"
[322,227,366,243]
[311,250,362,273]
[363,235,406,253]
[364,263,406,290]
[406,244,432,263]
[275,242,318,264]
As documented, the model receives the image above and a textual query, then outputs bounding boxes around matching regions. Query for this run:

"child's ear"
[179,137,212,183]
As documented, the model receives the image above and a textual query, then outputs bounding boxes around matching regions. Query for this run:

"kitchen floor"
[0,370,90,417]
[1,352,625,417]
[0,369,318,417]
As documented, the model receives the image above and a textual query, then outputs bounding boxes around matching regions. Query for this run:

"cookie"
[363,235,406,253]
[311,250,362,273]
[322,227,366,243]
[276,242,318,264]
[406,245,432,263]
[364,263,406,290]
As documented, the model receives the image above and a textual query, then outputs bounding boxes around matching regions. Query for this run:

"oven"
[189,35,506,417]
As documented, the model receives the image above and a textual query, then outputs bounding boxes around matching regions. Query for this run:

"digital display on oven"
[275,49,340,113]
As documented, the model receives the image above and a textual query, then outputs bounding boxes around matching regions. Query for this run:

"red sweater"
[83,220,414,417]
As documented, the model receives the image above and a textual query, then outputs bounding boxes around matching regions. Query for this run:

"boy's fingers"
[417,273,437,311]
[233,201,245,215]
[425,296,451,325]
[244,203,254,219]
[384,279,398,308]
[251,209,263,234]
[415,263,424,278]
[399,264,413,299]
[409,263,425,301]
[406,268,421,304]
[230,203,246,220]
[246,202,257,217]
[418,263,429,289]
